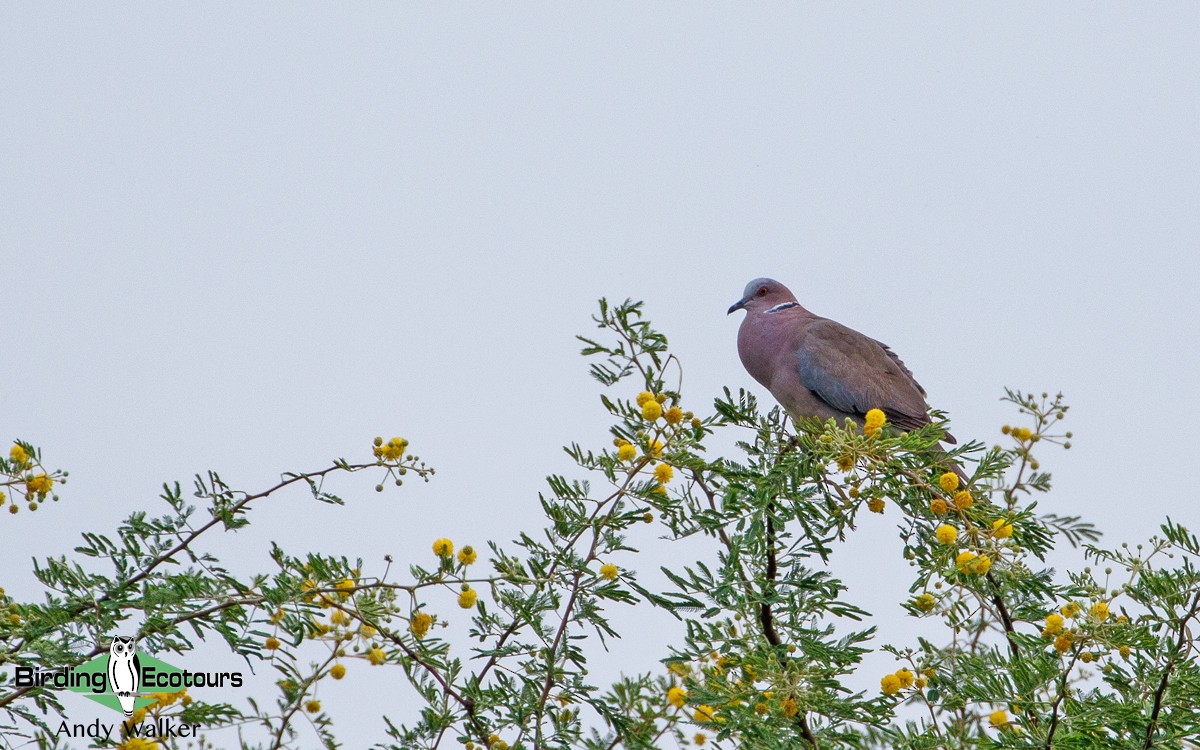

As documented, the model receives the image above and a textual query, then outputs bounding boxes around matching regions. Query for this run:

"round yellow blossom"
[26,474,53,496]
[992,519,1014,538]
[781,697,798,717]
[880,674,901,695]
[376,437,408,461]
[8,505,17,515]
[915,677,927,689]
[360,625,377,640]
[636,391,655,407]
[1080,651,1095,663]
[458,587,478,609]
[270,609,284,625]
[694,734,707,746]
[654,464,674,484]
[989,709,1008,727]
[367,647,386,665]
[929,498,948,515]
[305,700,321,713]
[667,686,687,708]
[1043,613,1064,636]
[1053,632,1074,654]
[599,563,619,581]
[754,702,769,715]
[935,525,958,545]
[693,705,716,723]
[1090,601,1110,621]
[641,400,663,421]
[116,739,160,750]
[938,472,959,492]
[265,637,281,651]
[952,490,974,509]
[836,455,854,472]
[664,406,684,425]
[410,612,433,638]
[895,668,914,688]
[867,498,885,513]
[864,408,886,432]
[914,593,936,612]
[649,439,664,458]
[458,545,478,566]
[433,538,454,557]
[1119,645,1130,659]
[330,610,350,627]
[9,444,29,466]
[617,444,637,462]
[330,663,346,680]
[668,662,690,677]
[1012,427,1032,442]
[955,551,992,575]
[1061,602,1081,618]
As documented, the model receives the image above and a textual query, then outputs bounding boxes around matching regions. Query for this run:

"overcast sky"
[4,3,1199,747]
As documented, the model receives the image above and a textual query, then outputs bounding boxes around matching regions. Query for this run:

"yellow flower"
[116,739,160,750]
[914,593,936,612]
[330,610,350,626]
[952,490,974,509]
[330,663,346,680]
[867,498,885,514]
[989,709,1008,727]
[1119,645,1130,659]
[1061,602,1081,618]
[600,563,619,581]
[265,637,281,651]
[1012,427,1032,442]
[754,702,769,715]
[992,519,1013,538]
[636,391,655,407]
[642,400,663,421]
[781,697,798,717]
[668,686,687,708]
[305,700,321,713]
[1080,651,1094,663]
[9,444,29,466]
[955,551,991,574]
[836,455,854,472]
[367,647,386,665]
[410,612,433,638]
[1091,601,1110,621]
[653,464,673,484]
[864,408,887,432]
[649,439,664,458]
[25,474,53,495]
[694,734,707,746]
[880,674,901,695]
[377,437,408,461]
[1043,613,1065,636]
[1054,632,1074,654]
[938,472,959,492]
[270,609,284,625]
[433,538,454,557]
[929,498,948,515]
[458,587,478,609]
[935,524,958,545]
[693,704,716,723]
[895,669,914,688]
[457,545,478,565]
[668,662,690,677]
[360,624,377,640]
[617,444,637,462]
[665,406,684,425]
[915,677,927,688]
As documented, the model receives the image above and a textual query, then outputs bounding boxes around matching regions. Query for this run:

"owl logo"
[106,636,141,717]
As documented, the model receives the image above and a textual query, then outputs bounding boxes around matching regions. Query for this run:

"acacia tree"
[1,299,1197,749]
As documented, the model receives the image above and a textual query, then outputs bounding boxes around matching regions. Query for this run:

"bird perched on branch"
[728,277,964,478]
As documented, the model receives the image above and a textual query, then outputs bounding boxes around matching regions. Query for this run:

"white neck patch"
[766,302,800,314]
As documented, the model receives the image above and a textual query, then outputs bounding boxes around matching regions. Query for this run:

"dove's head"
[727,278,798,315]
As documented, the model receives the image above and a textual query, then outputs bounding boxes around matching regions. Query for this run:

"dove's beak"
[727,298,747,315]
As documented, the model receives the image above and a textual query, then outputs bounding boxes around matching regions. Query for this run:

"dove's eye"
[757,288,767,296]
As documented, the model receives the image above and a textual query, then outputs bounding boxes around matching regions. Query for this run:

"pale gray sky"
[4,3,1199,747]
